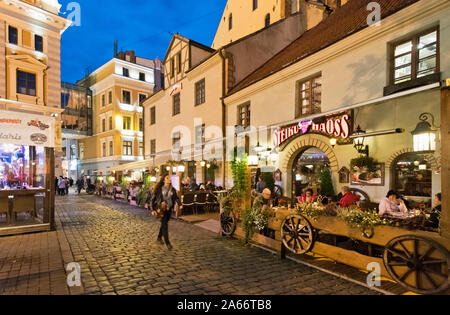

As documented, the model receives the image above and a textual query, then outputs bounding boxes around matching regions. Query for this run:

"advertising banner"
[0,109,55,148]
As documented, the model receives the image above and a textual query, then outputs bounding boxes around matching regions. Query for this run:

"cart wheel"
[220,210,236,237]
[281,215,315,255]
[383,235,450,295]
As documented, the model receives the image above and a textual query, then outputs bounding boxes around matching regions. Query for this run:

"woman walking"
[151,175,182,250]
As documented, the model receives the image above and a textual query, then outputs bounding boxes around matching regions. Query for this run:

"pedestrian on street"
[76,177,84,195]
[65,177,70,195]
[58,176,66,196]
[54,177,59,195]
[151,175,182,250]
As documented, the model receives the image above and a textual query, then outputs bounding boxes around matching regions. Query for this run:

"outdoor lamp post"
[412,113,437,153]
[353,125,369,156]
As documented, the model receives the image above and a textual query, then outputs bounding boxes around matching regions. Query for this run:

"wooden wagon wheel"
[383,235,450,295]
[280,215,315,255]
[220,210,237,237]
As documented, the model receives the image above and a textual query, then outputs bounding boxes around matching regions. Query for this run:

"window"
[102,118,106,132]
[123,141,133,156]
[195,79,206,106]
[35,35,43,52]
[122,90,131,104]
[123,68,129,77]
[177,53,182,74]
[109,141,114,156]
[296,75,322,118]
[170,58,175,78]
[102,142,107,157]
[108,91,112,104]
[391,28,439,85]
[139,93,147,105]
[237,103,251,128]
[253,0,258,10]
[265,14,270,28]
[139,142,144,156]
[229,14,233,30]
[195,124,205,151]
[8,26,18,45]
[173,93,180,116]
[17,70,36,96]
[139,72,146,81]
[150,139,156,155]
[172,132,181,153]
[123,116,131,130]
[109,116,113,130]
[139,118,143,132]
[101,94,106,107]
[150,107,156,125]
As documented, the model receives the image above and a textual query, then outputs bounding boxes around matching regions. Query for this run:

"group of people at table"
[252,186,442,230]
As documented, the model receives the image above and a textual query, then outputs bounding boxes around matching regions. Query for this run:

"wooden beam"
[440,88,450,238]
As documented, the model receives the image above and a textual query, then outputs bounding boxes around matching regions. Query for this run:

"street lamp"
[412,113,437,153]
[353,125,369,156]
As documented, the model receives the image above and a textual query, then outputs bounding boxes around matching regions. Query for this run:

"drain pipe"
[219,48,227,189]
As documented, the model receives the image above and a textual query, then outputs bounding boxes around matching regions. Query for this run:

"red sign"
[273,114,351,148]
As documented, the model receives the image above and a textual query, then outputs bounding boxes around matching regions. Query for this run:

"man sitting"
[339,186,360,208]
[253,188,272,212]
[425,193,441,229]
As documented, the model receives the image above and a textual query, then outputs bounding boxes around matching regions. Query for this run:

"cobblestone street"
[0,194,380,295]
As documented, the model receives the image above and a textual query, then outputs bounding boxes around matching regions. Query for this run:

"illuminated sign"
[273,114,351,148]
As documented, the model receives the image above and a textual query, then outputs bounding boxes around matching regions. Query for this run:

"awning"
[107,159,153,173]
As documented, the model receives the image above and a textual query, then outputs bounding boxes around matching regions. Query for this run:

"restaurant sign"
[0,109,55,148]
[273,113,352,148]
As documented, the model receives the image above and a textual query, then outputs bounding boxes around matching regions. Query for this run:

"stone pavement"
[0,194,380,295]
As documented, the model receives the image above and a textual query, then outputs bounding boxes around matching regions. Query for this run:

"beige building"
[78,51,163,178]
[212,0,349,49]
[224,0,449,206]
[0,0,70,140]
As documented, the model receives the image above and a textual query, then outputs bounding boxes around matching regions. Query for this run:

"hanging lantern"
[352,125,369,156]
[177,165,185,173]
[412,113,437,153]
[200,161,206,167]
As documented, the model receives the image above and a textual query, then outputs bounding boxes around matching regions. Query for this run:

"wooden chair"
[181,193,195,216]
[12,195,36,221]
[0,198,9,223]
[194,193,207,215]
[206,193,219,213]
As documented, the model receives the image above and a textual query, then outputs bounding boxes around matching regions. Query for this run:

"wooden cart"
[220,207,450,295]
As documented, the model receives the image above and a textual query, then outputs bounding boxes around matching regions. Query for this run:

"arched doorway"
[292,147,330,197]
[392,152,432,198]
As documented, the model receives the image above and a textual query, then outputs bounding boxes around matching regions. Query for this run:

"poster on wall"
[0,109,55,148]
[351,163,385,186]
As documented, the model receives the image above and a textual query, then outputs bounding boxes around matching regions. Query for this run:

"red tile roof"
[227,0,421,97]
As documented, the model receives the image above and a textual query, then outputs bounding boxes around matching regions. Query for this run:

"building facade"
[60,81,93,179]
[77,51,162,178]
[212,0,349,49]
[224,0,449,207]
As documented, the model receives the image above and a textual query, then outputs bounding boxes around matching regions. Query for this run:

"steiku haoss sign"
[273,113,351,148]
[0,109,55,148]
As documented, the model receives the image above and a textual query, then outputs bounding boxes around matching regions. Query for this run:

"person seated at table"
[253,188,272,212]
[379,190,408,216]
[424,193,441,229]
[298,189,317,204]
[206,181,215,191]
[339,186,360,208]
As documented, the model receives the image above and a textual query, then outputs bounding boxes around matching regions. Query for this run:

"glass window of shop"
[0,144,50,231]
[392,152,432,207]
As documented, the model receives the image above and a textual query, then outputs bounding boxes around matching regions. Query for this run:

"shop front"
[0,110,56,236]
[271,88,442,207]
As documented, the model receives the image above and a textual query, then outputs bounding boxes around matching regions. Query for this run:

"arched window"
[265,14,270,28]
[229,14,233,30]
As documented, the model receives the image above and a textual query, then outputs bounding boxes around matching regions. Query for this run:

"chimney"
[125,51,136,64]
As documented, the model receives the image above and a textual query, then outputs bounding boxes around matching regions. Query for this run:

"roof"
[227,0,421,97]
[163,33,215,64]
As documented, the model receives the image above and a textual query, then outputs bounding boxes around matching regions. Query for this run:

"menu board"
[0,109,55,148]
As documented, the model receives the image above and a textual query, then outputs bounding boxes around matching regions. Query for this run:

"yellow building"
[78,51,163,178]
[212,0,349,49]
